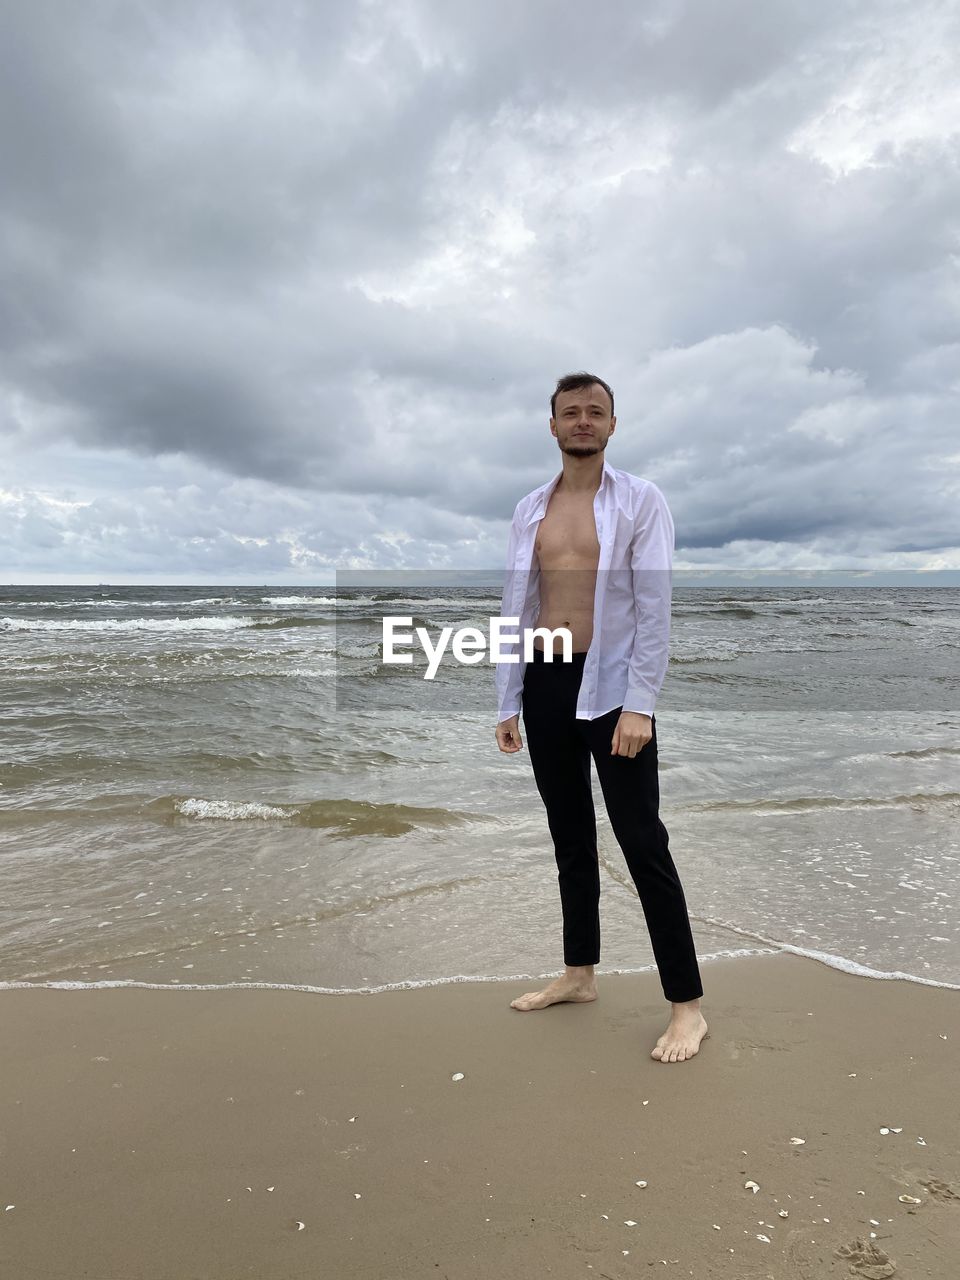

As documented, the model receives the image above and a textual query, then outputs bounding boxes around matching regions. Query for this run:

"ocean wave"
[0,794,479,835]
[2,595,339,610]
[248,615,333,630]
[260,596,338,605]
[0,615,259,633]
[669,649,741,664]
[687,791,960,814]
[154,794,472,836]
[2,944,957,994]
[672,604,764,619]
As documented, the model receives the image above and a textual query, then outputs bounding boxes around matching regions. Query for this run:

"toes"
[651,1028,707,1062]
[511,991,550,1010]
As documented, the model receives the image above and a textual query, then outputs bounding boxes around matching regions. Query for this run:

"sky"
[1,0,958,584]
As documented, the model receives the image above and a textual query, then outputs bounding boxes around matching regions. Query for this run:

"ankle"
[564,964,595,979]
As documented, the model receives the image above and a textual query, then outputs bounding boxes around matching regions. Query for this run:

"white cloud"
[1,0,957,579]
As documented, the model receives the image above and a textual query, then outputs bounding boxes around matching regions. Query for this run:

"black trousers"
[521,648,703,1004]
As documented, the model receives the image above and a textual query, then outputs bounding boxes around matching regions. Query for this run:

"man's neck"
[557,455,605,494]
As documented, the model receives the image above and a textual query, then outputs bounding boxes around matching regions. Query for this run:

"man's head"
[550,371,616,459]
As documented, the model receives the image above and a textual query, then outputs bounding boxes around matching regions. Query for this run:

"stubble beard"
[561,436,607,459]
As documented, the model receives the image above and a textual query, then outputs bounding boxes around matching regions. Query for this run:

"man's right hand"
[495,715,523,753]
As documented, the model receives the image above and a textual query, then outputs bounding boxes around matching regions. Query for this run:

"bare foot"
[510,973,598,1011]
[650,1002,709,1063]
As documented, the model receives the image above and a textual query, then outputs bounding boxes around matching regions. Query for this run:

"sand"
[1,950,958,1279]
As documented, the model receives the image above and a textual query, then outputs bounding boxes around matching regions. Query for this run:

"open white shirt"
[495,459,674,724]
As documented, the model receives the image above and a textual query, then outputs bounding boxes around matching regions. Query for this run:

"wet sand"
[1,950,958,1279]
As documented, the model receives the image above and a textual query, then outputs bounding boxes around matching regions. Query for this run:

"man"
[494,372,708,1064]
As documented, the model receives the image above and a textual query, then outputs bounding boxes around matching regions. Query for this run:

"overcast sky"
[1,0,958,583]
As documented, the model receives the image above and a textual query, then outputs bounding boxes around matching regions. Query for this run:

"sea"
[1,580,958,996]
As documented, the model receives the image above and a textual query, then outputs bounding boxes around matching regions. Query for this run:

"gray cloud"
[1,0,958,579]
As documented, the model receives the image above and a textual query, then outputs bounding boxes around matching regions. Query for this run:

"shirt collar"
[524,459,615,525]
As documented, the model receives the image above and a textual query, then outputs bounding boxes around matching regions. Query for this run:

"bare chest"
[534,492,601,571]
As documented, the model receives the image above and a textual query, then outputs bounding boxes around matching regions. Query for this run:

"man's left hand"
[611,711,652,757]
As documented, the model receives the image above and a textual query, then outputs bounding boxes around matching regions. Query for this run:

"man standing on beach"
[494,372,708,1064]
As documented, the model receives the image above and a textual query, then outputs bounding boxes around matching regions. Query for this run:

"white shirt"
[495,459,674,724]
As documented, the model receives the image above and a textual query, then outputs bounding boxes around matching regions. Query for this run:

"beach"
[2,950,958,1279]
[3,583,959,1276]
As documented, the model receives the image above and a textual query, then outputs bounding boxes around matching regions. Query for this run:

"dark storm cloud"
[0,0,958,577]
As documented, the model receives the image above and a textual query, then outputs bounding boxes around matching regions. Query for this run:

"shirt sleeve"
[621,482,674,718]
[495,502,538,724]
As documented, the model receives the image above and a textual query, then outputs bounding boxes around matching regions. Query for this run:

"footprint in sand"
[920,1176,960,1203]
[732,1038,792,1052]
[833,1236,896,1278]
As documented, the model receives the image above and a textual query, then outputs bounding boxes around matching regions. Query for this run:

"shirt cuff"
[621,690,655,717]
[498,697,522,723]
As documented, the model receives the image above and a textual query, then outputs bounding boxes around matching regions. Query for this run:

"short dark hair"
[551,372,615,420]
[547,371,616,419]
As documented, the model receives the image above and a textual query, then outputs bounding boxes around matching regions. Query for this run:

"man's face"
[551,384,616,458]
